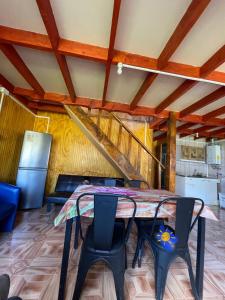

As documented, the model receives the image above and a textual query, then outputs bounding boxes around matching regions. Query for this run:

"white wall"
[176,137,225,178]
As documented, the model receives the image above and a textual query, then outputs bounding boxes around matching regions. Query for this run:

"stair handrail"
[111,112,165,170]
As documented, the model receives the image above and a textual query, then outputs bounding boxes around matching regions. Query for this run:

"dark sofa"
[0,182,20,232]
[45,174,125,212]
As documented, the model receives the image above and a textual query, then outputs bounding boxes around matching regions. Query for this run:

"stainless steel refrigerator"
[16,130,52,209]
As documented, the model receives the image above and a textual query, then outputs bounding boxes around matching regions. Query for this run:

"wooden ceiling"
[1,0,225,140]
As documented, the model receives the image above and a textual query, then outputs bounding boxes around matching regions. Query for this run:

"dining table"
[54,184,217,300]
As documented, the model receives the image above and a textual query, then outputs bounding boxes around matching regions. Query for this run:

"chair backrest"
[76,193,137,251]
[127,180,150,189]
[151,197,204,250]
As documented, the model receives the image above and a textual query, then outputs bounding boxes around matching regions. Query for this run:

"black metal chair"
[128,180,164,268]
[72,192,137,300]
[136,197,204,300]
[132,217,165,268]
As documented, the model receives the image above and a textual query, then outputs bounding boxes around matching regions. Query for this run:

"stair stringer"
[65,105,145,181]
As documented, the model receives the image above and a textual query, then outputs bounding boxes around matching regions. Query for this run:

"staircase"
[65,105,165,188]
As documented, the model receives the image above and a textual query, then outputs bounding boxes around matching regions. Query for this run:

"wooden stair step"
[65,105,145,182]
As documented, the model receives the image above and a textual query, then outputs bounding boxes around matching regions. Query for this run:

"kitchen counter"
[176,175,219,205]
[177,175,218,180]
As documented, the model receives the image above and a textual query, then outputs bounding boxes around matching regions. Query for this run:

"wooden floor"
[0,206,225,299]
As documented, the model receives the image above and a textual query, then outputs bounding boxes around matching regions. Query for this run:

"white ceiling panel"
[15,46,68,94]
[107,66,146,104]
[0,52,31,89]
[168,82,219,112]
[0,0,47,34]
[207,126,224,132]
[195,96,225,115]
[171,0,225,66]
[67,57,105,99]
[189,124,203,130]
[216,62,225,73]
[115,0,191,57]
[217,114,225,119]
[139,75,184,107]
[51,0,114,47]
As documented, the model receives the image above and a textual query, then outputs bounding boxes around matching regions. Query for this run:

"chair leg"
[138,239,144,268]
[72,253,91,300]
[107,249,126,300]
[154,252,171,300]
[125,246,128,269]
[112,270,125,300]
[185,250,200,300]
[74,217,80,250]
[47,202,52,213]
[132,236,142,268]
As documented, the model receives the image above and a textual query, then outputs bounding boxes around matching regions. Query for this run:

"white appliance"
[176,175,219,205]
[207,145,221,164]
[16,131,52,209]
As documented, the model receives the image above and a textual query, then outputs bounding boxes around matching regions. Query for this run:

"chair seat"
[84,222,126,254]
[0,202,15,221]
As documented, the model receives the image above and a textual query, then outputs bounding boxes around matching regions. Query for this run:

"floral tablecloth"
[54,185,217,226]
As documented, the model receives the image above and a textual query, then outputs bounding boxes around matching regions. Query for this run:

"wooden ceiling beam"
[155,80,197,114]
[200,44,225,77]
[2,26,225,84]
[102,0,121,106]
[130,73,158,110]
[28,101,65,114]
[177,122,193,132]
[158,120,168,131]
[208,127,225,136]
[13,86,225,126]
[36,0,76,100]
[0,74,30,106]
[149,117,166,129]
[0,74,14,92]
[180,86,225,117]
[157,0,211,69]
[154,133,167,142]
[36,0,59,49]
[180,114,225,126]
[0,25,52,51]
[191,125,216,133]
[179,128,224,139]
[179,133,190,138]
[203,105,225,121]
[0,44,44,94]
[54,53,76,99]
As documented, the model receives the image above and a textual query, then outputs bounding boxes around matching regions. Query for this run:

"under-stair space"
[65,105,165,188]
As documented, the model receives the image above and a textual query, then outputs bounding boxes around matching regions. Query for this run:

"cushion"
[151,224,177,252]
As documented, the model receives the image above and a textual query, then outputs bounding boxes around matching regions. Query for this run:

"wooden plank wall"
[0,93,35,183]
[34,111,153,193]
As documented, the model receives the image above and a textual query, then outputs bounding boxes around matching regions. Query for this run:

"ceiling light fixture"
[117,62,225,87]
[117,62,123,75]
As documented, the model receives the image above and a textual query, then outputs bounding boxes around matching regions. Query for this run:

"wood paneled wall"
[34,111,153,193]
[0,93,35,183]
